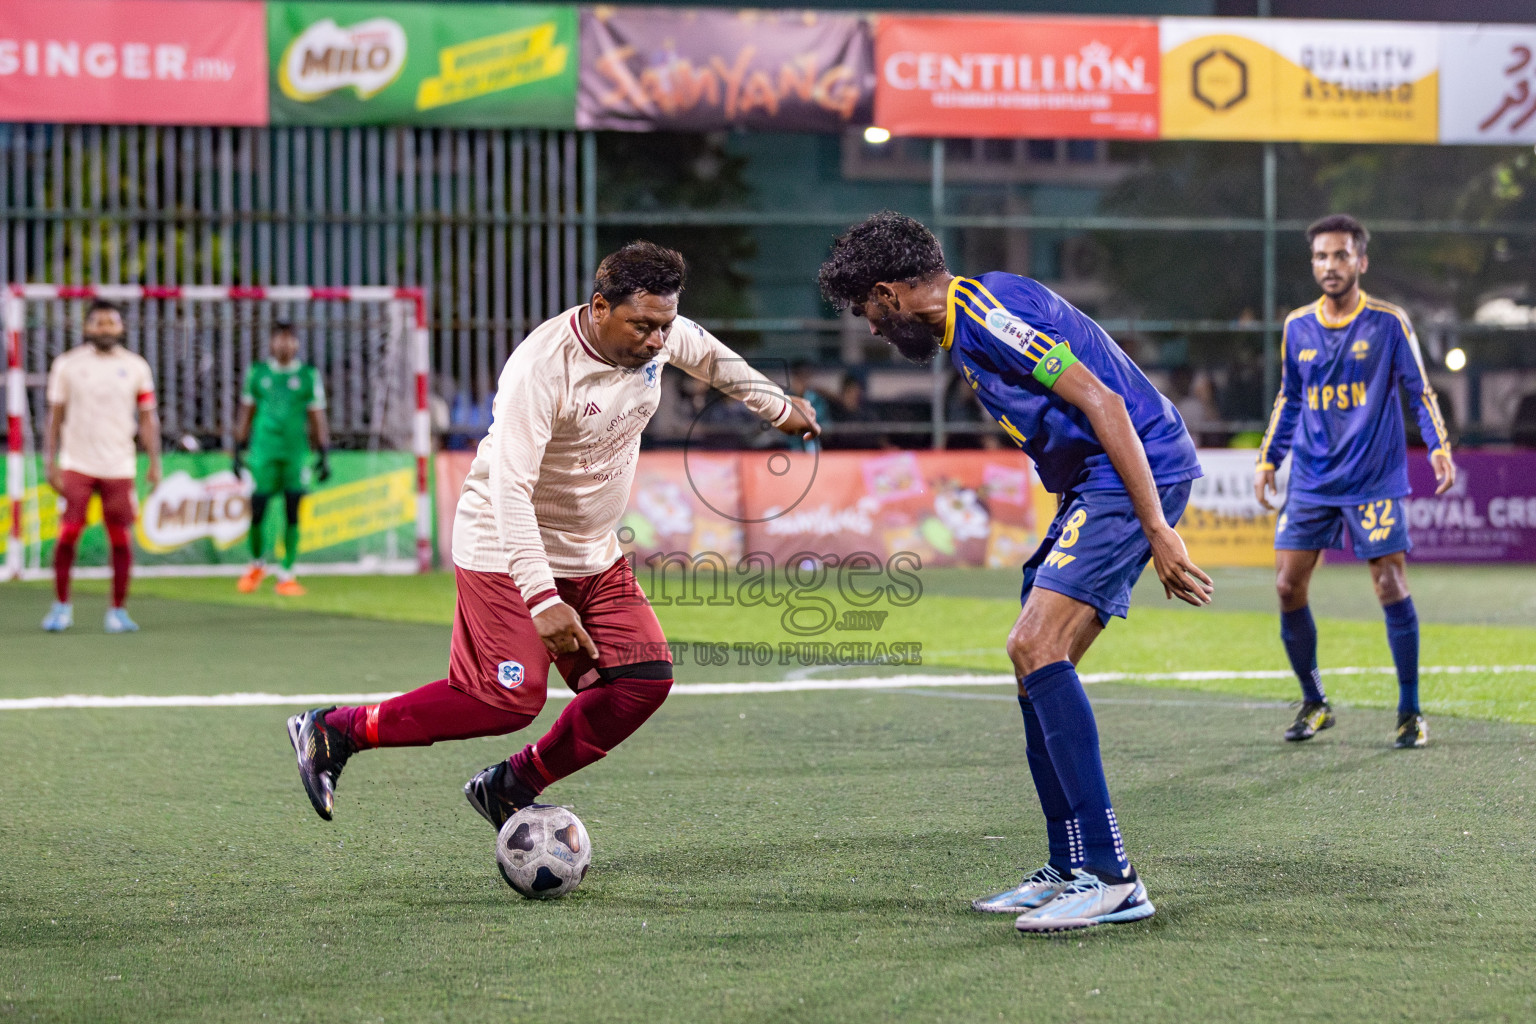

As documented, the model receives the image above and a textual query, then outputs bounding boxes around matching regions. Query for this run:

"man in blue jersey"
[819,212,1212,934]
[1256,214,1454,749]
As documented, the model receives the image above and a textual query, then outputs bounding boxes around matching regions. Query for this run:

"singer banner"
[0,0,269,126]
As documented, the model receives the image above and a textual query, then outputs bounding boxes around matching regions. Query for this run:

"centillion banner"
[1160,18,1439,143]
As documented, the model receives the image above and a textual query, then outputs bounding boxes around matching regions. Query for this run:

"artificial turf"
[1,569,1533,1022]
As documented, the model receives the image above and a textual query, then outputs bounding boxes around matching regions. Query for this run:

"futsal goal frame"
[4,284,433,580]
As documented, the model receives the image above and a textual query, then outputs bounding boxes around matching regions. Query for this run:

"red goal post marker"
[2,283,433,579]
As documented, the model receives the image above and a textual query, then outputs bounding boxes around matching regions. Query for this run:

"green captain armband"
[1031,342,1077,389]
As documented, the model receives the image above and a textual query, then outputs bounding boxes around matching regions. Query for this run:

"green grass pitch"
[1,565,1533,1022]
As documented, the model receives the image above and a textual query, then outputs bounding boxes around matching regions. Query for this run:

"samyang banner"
[1439,25,1536,145]
[577,6,873,132]
[0,0,268,126]
[1160,18,1439,143]
[268,1,576,127]
[874,16,1160,139]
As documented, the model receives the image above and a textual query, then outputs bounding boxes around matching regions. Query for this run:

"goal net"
[4,285,431,581]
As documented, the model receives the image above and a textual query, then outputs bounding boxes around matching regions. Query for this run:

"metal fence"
[2,124,1531,449]
[0,124,594,446]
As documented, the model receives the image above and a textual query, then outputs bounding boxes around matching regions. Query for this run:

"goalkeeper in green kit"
[234,322,329,597]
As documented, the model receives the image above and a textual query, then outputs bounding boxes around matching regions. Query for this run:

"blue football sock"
[1280,605,1325,703]
[1017,695,1083,875]
[1383,596,1420,715]
[1021,661,1130,878]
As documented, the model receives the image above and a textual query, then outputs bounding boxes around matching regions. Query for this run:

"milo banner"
[3,451,418,571]
[1159,18,1439,143]
[577,6,873,132]
[267,2,577,127]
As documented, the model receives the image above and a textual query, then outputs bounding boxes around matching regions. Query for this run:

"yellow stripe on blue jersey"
[938,270,1202,495]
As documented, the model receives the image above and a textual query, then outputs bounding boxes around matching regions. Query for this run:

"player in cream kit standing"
[287,242,820,826]
[42,300,162,634]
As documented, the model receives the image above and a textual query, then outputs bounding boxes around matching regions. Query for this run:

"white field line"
[2,665,1534,711]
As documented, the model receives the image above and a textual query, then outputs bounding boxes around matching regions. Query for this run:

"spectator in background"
[827,371,891,450]
[1219,344,1266,437]
[787,360,832,453]
[675,370,762,449]
[1169,366,1224,447]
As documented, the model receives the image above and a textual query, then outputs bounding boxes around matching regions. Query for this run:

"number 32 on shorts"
[1357,499,1397,542]
[1357,499,1396,530]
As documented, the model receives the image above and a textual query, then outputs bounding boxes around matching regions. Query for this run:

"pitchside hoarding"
[1159,17,1440,143]
[0,0,269,126]
[1,452,418,571]
[267,1,577,126]
[577,7,873,132]
[874,16,1160,139]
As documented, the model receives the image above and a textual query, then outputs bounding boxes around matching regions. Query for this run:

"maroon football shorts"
[448,557,671,716]
[58,470,137,527]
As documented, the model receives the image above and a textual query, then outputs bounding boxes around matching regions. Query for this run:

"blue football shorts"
[1020,480,1194,626]
[1275,496,1412,560]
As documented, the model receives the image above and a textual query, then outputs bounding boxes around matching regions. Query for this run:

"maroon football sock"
[53,522,82,603]
[106,522,132,608]
[516,675,673,790]
[329,679,533,750]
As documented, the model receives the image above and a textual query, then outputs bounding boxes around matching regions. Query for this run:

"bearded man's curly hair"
[817,212,947,311]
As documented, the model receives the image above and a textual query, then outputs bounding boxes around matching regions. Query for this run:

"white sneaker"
[1014,868,1155,933]
[103,607,140,633]
[41,601,73,632]
[971,863,1070,913]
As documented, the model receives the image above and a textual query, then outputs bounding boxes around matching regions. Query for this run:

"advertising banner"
[1179,449,1286,569]
[3,452,417,570]
[0,0,268,126]
[737,450,1043,570]
[1395,451,1536,562]
[268,2,576,127]
[1440,25,1536,145]
[577,6,873,132]
[874,16,1159,140]
[1160,18,1439,143]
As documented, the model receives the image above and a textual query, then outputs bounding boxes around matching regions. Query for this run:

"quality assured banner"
[269,1,576,127]
[1439,25,1536,145]
[0,0,268,126]
[874,16,1159,140]
[577,6,873,132]
[1160,18,1439,143]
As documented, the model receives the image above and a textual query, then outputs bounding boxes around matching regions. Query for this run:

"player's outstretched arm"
[1053,361,1213,607]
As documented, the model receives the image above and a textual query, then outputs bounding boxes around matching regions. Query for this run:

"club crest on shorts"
[497,661,525,689]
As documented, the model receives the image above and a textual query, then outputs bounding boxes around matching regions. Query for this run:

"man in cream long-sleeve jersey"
[286,241,820,826]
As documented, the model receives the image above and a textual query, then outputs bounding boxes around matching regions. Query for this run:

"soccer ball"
[495,805,591,899]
